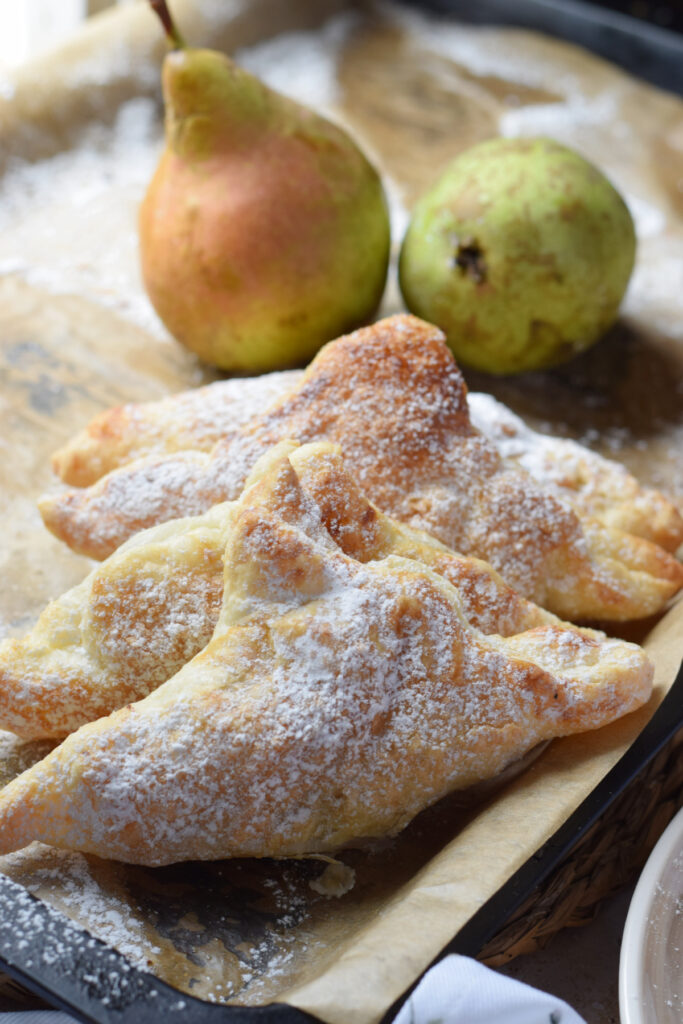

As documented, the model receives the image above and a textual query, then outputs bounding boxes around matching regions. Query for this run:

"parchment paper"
[0,3,682,1023]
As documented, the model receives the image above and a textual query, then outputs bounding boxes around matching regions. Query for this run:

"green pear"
[399,137,636,375]
[140,1,390,373]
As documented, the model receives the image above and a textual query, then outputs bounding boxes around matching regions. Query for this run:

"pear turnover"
[0,444,653,865]
[2,441,565,741]
[49,343,683,555]
[40,316,683,621]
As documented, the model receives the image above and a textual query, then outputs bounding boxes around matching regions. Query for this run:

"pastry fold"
[1,441,556,740]
[40,316,683,621]
[0,445,653,865]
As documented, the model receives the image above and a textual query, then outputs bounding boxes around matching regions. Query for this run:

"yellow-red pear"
[140,3,390,372]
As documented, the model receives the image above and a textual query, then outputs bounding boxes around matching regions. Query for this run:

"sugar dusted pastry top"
[51,371,300,488]
[0,444,653,865]
[0,504,230,740]
[40,315,683,621]
[49,346,683,556]
[1,440,558,740]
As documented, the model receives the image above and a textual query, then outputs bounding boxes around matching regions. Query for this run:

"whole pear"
[399,137,636,375]
[140,2,390,373]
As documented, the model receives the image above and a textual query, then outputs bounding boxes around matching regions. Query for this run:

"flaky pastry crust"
[49,337,683,555]
[2,441,559,740]
[0,444,653,864]
[40,316,683,621]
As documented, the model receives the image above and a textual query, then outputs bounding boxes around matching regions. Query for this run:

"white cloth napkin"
[392,955,587,1024]
[0,956,588,1023]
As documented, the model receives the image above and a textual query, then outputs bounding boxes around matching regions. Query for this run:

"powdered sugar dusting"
[54,371,302,487]
[0,441,654,1002]
[5,439,588,745]
[0,836,325,1005]
[0,505,230,738]
[58,372,682,555]
[0,1,679,1011]
[469,391,683,551]
[472,390,636,486]
[40,317,683,621]
[0,98,164,332]
[0,844,156,972]
[0,441,653,865]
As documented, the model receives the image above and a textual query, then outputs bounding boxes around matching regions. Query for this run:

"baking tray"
[0,658,680,1024]
[1,0,683,1020]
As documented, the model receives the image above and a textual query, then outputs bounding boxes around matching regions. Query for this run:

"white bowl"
[619,804,683,1024]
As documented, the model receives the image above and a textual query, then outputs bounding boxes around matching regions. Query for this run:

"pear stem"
[149,0,186,50]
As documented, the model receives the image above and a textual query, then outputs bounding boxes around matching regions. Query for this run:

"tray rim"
[406,0,683,94]
[2,0,683,1020]
[381,657,683,1021]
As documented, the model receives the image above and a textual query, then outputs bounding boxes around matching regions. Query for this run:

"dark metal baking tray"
[1,0,683,1020]
[407,0,683,93]
[2,661,681,1024]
